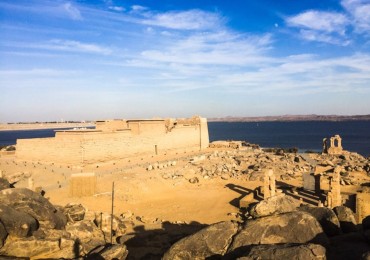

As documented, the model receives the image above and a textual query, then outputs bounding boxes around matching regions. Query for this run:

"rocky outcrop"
[163,221,238,260]
[333,206,357,233]
[0,205,38,237]
[65,220,106,254]
[249,194,300,218]
[227,243,326,260]
[164,211,328,259]
[0,188,66,229]
[0,235,77,258]
[229,211,328,252]
[299,205,342,236]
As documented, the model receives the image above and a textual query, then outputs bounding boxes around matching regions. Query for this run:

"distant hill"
[208,114,370,122]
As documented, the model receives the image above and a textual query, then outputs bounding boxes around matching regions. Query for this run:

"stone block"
[69,173,96,197]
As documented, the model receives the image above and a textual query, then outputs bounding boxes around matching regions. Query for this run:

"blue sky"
[1,0,370,122]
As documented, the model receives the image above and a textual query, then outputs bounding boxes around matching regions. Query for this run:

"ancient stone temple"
[15,116,209,165]
[323,135,343,155]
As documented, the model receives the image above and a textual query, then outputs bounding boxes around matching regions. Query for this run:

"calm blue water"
[0,122,369,157]
[208,121,370,157]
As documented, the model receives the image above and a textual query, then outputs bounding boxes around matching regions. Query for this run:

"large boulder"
[163,221,239,260]
[0,188,66,229]
[228,211,328,252]
[299,205,342,236]
[65,220,106,254]
[0,236,58,257]
[227,243,326,260]
[249,194,300,218]
[0,220,7,248]
[333,206,357,233]
[0,205,38,237]
[0,178,11,191]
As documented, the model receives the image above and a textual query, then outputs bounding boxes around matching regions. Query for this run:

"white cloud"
[38,40,112,55]
[299,29,351,46]
[139,32,272,66]
[63,2,82,20]
[342,0,370,33]
[109,6,125,12]
[285,10,351,45]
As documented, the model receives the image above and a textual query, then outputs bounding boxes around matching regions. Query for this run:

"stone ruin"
[69,172,97,197]
[323,134,343,155]
[263,169,276,199]
[325,167,342,208]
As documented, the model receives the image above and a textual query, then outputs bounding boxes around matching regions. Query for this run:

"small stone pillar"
[263,169,276,199]
[28,177,34,191]
[326,167,342,208]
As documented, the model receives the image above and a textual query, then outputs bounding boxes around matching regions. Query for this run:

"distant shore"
[208,114,370,122]
[0,122,95,131]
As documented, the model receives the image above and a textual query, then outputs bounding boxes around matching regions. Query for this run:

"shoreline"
[0,122,95,131]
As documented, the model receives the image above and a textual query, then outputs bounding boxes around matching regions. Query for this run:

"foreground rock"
[249,194,300,218]
[162,221,238,260]
[229,211,328,252]
[0,188,66,229]
[88,244,129,260]
[333,206,358,233]
[299,205,342,236]
[65,220,106,254]
[164,211,328,259]
[226,243,326,260]
[0,205,38,237]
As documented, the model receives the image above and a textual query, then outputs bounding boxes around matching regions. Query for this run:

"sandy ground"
[1,148,369,258]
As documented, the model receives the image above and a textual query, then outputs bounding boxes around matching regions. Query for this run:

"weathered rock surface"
[163,221,238,260]
[94,212,126,239]
[228,211,328,252]
[65,220,106,254]
[0,178,11,191]
[227,243,326,260]
[64,203,86,223]
[299,205,342,236]
[88,244,129,260]
[249,194,300,218]
[0,236,59,257]
[0,205,38,237]
[0,220,7,248]
[0,188,66,229]
[333,206,358,233]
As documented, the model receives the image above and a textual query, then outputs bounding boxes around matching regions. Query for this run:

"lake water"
[208,121,370,157]
[0,121,369,157]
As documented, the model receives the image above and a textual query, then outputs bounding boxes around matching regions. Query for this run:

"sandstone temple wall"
[15,116,209,164]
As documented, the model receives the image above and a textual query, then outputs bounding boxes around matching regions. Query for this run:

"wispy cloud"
[7,39,113,55]
[286,10,349,34]
[286,10,350,45]
[63,2,82,20]
[341,0,370,33]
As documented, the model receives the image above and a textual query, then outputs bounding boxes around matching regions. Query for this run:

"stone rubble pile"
[0,181,128,259]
